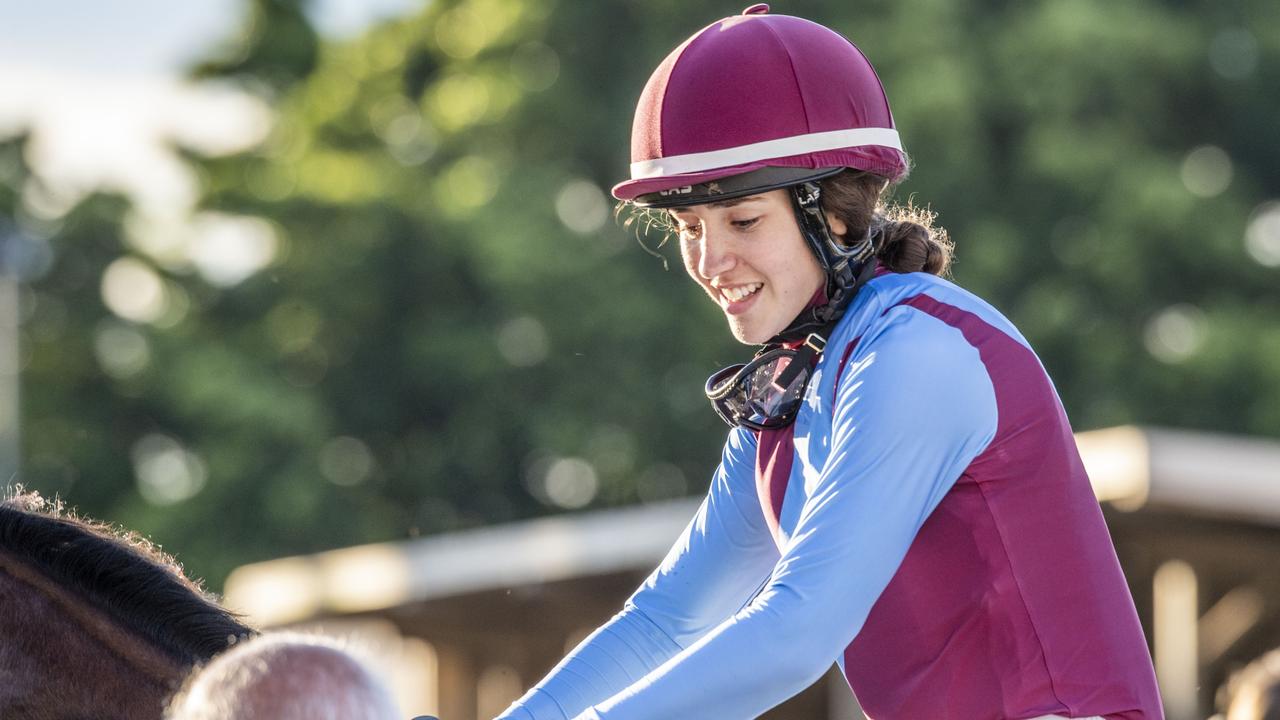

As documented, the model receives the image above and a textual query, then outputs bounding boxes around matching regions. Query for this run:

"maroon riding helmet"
[612,3,908,210]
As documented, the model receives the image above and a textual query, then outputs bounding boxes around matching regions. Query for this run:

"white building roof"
[225,425,1280,627]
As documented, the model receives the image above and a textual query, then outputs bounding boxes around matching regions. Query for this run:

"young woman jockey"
[499,6,1162,719]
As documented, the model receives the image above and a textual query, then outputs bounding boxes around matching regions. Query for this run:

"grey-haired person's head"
[166,632,402,720]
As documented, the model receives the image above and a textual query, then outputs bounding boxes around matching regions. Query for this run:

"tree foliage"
[4,0,1279,587]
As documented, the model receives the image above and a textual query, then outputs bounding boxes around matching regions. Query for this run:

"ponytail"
[819,170,953,276]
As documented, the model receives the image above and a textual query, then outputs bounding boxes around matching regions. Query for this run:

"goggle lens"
[705,349,811,430]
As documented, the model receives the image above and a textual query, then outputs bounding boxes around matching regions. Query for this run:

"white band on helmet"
[630,127,903,179]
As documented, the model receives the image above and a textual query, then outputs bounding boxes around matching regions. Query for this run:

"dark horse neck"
[0,549,187,718]
[0,494,254,719]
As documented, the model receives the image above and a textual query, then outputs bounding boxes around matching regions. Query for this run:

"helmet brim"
[613,144,907,207]
[616,165,842,209]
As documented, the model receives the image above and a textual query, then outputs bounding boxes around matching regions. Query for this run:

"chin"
[727,320,776,346]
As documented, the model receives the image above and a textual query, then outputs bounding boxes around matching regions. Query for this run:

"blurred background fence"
[1,0,1278,718]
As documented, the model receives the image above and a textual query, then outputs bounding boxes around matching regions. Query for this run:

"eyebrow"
[671,196,764,213]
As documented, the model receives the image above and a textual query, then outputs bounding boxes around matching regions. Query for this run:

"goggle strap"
[772,333,823,392]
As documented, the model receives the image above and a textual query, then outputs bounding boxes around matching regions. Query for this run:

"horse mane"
[0,489,255,666]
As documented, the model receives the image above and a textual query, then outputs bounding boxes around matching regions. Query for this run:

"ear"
[824,211,848,239]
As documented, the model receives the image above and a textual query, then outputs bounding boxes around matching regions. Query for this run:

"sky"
[0,0,419,213]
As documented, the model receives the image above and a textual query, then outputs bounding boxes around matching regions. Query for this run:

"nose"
[696,225,736,280]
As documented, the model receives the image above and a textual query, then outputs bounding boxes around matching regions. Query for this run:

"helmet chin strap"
[766,181,879,346]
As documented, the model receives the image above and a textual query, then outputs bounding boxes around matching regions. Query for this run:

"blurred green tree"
[6,0,1279,588]
[191,0,320,95]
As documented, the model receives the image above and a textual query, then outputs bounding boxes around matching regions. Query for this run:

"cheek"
[765,248,822,301]
[679,243,701,279]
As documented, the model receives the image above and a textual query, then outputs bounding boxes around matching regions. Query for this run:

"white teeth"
[722,283,763,302]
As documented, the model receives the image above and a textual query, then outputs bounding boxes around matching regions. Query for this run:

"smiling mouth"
[720,282,763,303]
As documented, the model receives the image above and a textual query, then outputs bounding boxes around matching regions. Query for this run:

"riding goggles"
[704,333,827,431]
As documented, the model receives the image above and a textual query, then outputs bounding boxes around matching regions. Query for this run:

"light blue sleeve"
[496,427,780,720]
[571,308,1000,720]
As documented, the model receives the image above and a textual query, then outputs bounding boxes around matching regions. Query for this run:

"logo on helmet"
[658,185,694,197]
[795,184,820,207]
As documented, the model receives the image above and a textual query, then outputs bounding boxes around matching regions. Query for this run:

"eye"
[677,221,702,239]
[731,217,760,230]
